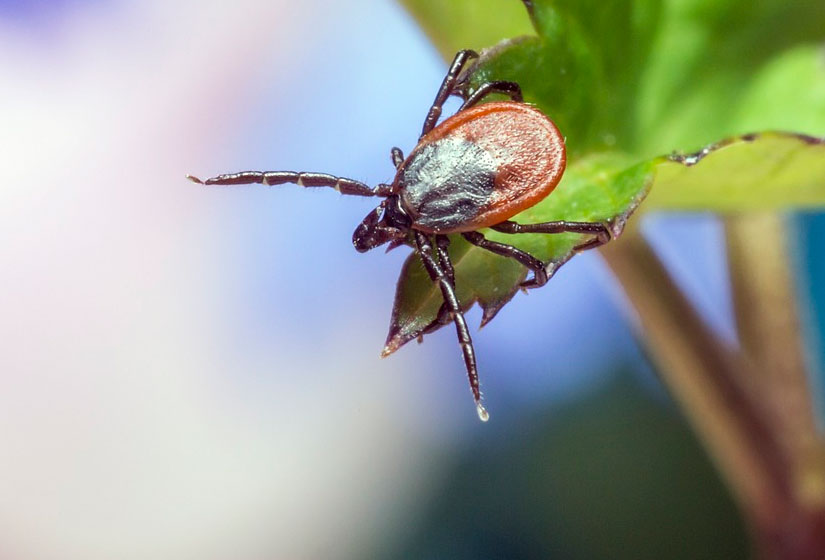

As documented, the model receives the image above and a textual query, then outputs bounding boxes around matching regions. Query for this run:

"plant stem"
[725,213,825,558]
[600,226,792,546]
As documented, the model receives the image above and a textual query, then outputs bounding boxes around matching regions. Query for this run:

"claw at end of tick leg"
[186,174,204,184]
[476,402,490,422]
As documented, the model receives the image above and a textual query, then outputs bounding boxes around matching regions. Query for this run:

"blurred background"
[2,0,822,558]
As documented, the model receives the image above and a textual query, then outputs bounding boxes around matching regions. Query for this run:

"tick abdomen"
[396,102,566,234]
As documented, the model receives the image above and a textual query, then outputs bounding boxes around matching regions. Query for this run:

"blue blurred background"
[1,0,821,558]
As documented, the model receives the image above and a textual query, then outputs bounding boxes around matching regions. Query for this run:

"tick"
[188,50,611,421]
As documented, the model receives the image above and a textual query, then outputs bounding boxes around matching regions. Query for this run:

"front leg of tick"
[391,147,405,169]
[458,80,523,111]
[414,231,489,422]
[187,170,393,197]
[420,49,478,137]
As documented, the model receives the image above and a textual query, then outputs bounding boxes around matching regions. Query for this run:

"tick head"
[352,195,411,253]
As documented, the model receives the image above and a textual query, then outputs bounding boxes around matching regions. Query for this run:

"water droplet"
[477,403,490,422]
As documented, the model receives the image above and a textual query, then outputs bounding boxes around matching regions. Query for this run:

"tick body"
[188,50,609,421]
[396,102,566,234]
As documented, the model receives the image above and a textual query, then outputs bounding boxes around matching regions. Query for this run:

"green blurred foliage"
[402,0,533,57]
[405,0,825,153]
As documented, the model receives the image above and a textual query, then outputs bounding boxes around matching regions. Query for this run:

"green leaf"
[648,132,825,211]
[384,156,655,354]
[401,0,533,55]
[636,1,825,153]
[731,45,825,134]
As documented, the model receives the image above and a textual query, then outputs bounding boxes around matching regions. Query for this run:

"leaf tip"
[383,321,426,356]
[381,333,403,357]
[479,304,501,328]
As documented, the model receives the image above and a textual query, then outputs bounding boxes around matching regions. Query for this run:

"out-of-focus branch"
[725,212,825,517]
[600,226,790,531]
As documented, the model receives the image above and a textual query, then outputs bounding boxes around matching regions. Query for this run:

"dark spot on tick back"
[399,138,497,232]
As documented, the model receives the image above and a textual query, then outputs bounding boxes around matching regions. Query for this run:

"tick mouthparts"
[476,403,490,422]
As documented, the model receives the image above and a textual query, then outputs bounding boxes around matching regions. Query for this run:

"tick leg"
[491,220,613,288]
[492,219,611,240]
[391,147,405,169]
[435,235,456,285]
[418,235,458,340]
[462,231,549,287]
[414,231,489,422]
[459,81,523,111]
[421,49,479,138]
[186,171,391,197]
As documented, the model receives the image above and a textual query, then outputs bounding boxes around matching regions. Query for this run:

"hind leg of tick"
[422,218,612,338]
[414,232,489,422]
[414,235,465,343]
[416,235,461,340]
[461,231,550,287]
[491,219,612,240]
[471,220,613,288]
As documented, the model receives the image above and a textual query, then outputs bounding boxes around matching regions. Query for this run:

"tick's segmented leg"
[459,81,523,111]
[568,233,612,253]
[421,49,479,138]
[391,147,404,169]
[417,235,454,339]
[492,219,611,239]
[435,235,456,286]
[491,220,613,288]
[462,231,549,287]
[418,235,458,342]
[493,219,612,252]
[187,171,391,197]
[414,231,488,422]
